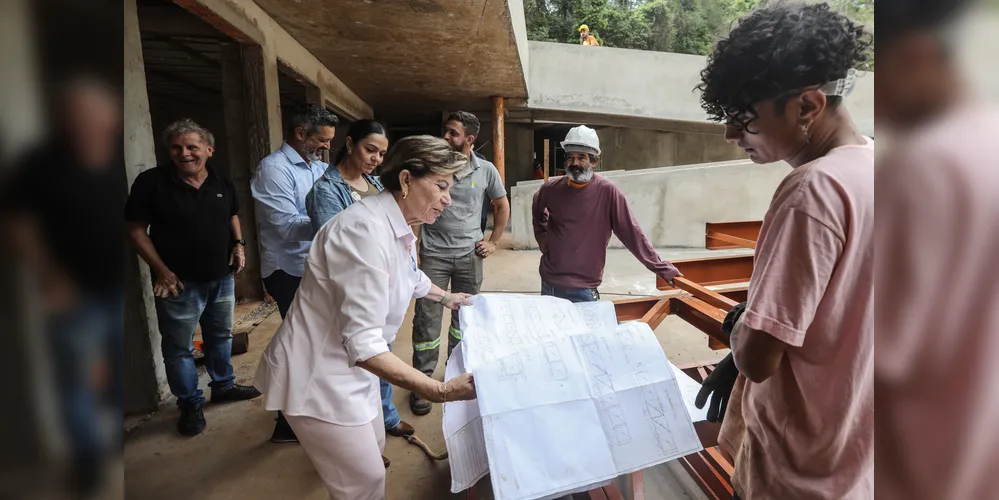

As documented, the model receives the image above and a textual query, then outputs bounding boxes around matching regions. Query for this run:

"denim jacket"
[306,165,384,236]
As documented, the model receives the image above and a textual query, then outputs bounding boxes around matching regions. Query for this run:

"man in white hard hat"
[532,125,680,302]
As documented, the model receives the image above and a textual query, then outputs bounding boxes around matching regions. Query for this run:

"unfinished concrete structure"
[123,0,874,416]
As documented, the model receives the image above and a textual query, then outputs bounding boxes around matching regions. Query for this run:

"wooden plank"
[705,447,735,476]
[603,483,625,500]
[543,138,550,181]
[587,487,610,500]
[221,42,264,300]
[492,96,506,185]
[694,421,722,448]
[630,471,646,500]
[669,296,729,347]
[706,231,756,250]
[705,221,762,250]
[680,453,734,499]
[708,336,728,350]
[638,298,671,330]
[667,255,753,288]
[672,277,738,311]
[240,45,274,172]
[613,296,664,322]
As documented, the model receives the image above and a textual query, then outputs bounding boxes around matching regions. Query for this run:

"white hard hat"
[560,125,600,156]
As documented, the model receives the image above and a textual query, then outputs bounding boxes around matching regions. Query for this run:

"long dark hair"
[334,119,388,165]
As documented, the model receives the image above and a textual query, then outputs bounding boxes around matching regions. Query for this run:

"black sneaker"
[178,407,206,436]
[211,384,262,403]
[270,411,298,443]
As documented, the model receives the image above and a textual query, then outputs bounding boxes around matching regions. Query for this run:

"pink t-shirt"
[734,138,874,499]
[875,103,999,500]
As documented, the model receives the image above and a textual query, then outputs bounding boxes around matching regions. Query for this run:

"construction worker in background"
[409,111,510,416]
[532,125,680,303]
[579,25,600,46]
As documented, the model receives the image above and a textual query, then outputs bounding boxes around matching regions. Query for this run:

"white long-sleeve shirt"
[255,190,432,425]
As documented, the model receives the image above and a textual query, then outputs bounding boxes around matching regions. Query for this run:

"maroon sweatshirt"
[532,175,680,290]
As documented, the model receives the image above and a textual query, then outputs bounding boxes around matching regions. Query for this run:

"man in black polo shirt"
[125,119,260,436]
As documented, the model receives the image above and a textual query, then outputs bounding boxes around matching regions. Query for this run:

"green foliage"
[524,0,874,58]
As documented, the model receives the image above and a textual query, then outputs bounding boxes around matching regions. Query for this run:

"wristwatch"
[234,239,246,246]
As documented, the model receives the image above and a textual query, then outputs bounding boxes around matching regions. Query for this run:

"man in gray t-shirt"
[410,111,510,415]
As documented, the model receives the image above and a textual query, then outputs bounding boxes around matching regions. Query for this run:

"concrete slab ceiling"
[253,0,529,122]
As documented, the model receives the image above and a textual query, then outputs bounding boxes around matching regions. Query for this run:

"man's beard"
[304,148,323,162]
[567,166,594,184]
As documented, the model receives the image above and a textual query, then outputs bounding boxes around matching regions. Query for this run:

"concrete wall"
[124,0,170,413]
[508,0,530,93]
[595,128,745,171]
[0,0,43,159]
[510,159,791,250]
[527,41,875,137]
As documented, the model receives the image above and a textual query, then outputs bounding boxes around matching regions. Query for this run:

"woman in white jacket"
[255,135,476,500]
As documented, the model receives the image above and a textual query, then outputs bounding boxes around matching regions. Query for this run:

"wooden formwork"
[467,221,761,500]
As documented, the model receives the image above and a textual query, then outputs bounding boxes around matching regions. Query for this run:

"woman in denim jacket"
[305,120,418,446]
[306,120,389,235]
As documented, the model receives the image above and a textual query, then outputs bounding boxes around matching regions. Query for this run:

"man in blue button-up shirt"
[251,105,337,443]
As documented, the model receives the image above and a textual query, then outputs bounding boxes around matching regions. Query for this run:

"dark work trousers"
[262,269,301,433]
[411,252,483,377]
[262,269,302,319]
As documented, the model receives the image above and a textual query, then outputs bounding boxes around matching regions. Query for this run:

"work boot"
[386,420,416,437]
[270,411,298,443]
[409,392,432,416]
[211,383,262,403]
[178,407,206,436]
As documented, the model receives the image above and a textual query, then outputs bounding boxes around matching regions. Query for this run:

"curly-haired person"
[695,3,874,499]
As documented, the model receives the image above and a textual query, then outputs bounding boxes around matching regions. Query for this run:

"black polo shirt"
[124,164,238,282]
[3,142,125,294]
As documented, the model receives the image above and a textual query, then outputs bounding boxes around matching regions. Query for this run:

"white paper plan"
[443,294,703,500]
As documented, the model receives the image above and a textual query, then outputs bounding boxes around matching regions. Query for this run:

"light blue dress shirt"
[251,142,327,278]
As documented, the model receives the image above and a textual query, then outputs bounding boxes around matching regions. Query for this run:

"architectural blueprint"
[444,294,703,500]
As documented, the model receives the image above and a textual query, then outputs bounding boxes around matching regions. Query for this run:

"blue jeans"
[541,282,600,303]
[381,345,401,430]
[49,291,124,463]
[154,274,236,410]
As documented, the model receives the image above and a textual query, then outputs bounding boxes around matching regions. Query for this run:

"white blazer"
[255,191,431,425]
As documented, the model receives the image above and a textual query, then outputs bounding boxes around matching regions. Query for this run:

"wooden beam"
[669,255,754,287]
[492,96,506,185]
[638,298,671,330]
[221,42,264,301]
[630,471,646,500]
[145,67,219,95]
[153,35,220,69]
[670,295,729,347]
[543,138,550,181]
[612,296,665,322]
[705,221,762,250]
[240,44,273,173]
[671,277,738,312]
[706,231,757,250]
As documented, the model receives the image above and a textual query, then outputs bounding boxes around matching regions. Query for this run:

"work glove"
[694,302,746,423]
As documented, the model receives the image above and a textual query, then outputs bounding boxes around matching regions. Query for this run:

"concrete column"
[492,96,506,185]
[220,42,264,300]
[124,0,169,413]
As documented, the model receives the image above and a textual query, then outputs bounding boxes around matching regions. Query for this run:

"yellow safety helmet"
[578,24,589,32]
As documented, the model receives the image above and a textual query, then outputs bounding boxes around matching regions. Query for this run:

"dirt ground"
[123,240,741,499]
